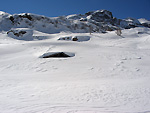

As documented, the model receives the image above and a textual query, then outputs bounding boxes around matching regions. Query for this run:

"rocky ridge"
[0,10,149,34]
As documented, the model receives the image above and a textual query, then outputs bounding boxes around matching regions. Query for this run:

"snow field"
[0,27,150,113]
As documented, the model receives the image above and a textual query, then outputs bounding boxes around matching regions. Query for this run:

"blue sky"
[0,0,150,19]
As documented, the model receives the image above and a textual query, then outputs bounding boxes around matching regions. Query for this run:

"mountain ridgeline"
[0,10,150,34]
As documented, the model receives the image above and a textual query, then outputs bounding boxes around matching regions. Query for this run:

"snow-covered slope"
[0,9,150,113]
[0,26,150,113]
[138,18,150,27]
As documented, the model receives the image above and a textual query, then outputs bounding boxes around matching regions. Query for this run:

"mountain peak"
[0,11,10,17]
[86,9,113,18]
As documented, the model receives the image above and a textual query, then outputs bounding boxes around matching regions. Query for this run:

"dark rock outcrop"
[41,52,75,58]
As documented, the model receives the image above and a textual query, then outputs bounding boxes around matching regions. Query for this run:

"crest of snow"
[66,14,80,19]
[0,11,11,21]
[138,18,150,24]
[86,15,92,20]
[125,17,141,25]
[0,11,10,16]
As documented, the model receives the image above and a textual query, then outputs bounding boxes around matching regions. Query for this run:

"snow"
[0,27,150,113]
[0,11,10,17]
[138,18,150,24]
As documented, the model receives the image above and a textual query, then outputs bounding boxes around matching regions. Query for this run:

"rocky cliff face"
[0,10,149,34]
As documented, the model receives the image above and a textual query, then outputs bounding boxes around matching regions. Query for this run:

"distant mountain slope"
[0,10,150,33]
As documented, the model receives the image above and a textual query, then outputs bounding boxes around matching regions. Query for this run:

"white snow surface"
[0,27,150,113]
[138,18,150,24]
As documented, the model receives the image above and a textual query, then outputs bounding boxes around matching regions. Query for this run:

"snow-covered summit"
[66,10,113,21]
[0,11,10,16]
[138,18,150,24]
[138,18,150,27]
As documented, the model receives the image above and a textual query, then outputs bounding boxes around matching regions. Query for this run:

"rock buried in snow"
[40,52,75,58]
[58,36,90,42]
[7,28,34,41]
[72,36,90,41]
[72,37,78,41]
[58,36,72,41]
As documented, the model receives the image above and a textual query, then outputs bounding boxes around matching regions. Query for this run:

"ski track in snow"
[0,27,150,113]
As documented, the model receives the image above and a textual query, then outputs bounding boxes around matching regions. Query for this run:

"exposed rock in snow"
[58,36,72,41]
[72,36,90,42]
[58,36,90,42]
[7,28,34,41]
[86,10,113,22]
[40,52,75,58]
[124,17,141,28]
